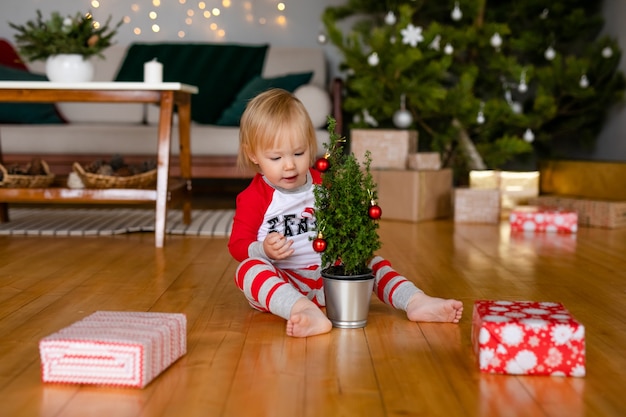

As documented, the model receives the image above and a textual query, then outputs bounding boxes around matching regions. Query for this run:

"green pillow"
[0,65,65,124]
[216,72,313,126]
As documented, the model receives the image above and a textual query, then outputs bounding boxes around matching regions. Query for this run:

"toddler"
[228,89,463,337]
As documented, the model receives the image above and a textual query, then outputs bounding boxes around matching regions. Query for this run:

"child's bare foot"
[406,292,463,323]
[286,298,332,337]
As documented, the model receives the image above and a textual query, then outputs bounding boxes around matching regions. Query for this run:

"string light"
[124,0,290,40]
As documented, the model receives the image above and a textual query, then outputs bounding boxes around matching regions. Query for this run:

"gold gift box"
[539,160,626,201]
[470,170,539,210]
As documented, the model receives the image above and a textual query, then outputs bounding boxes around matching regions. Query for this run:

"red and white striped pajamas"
[228,169,422,320]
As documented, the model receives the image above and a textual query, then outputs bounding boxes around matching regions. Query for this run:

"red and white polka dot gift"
[472,300,585,377]
[39,311,186,388]
[509,206,578,233]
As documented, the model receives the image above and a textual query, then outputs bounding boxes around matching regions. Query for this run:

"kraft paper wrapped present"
[407,152,441,171]
[40,311,187,388]
[529,196,626,229]
[372,168,452,222]
[454,188,500,224]
[509,206,578,233]
[350,129,417,169]
[472,300,585,377]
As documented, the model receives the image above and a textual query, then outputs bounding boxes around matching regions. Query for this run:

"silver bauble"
[393,109,413,129]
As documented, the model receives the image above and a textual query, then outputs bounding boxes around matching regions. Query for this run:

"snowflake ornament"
[401,24,424,47]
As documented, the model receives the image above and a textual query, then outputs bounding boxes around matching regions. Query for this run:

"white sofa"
[0,44,342,178]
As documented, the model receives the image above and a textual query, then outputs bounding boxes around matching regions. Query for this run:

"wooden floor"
[1,214,625,416]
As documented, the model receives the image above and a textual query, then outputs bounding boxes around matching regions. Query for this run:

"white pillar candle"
[144,58,163,83]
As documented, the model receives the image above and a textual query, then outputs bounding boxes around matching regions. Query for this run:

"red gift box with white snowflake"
[40,311,186,388]
[509,206,578,233]
[472,300,585,377]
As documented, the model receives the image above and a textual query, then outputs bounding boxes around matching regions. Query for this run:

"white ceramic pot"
[45,54,94,83]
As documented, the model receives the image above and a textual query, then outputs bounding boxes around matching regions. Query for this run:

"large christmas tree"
[323,0,625,179]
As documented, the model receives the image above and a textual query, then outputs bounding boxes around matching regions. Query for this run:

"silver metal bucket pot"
[322,269,374,329]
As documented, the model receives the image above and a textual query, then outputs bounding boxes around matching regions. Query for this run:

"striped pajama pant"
[234,256,422,320]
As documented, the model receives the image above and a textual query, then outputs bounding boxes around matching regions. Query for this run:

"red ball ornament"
[313,237,327,252]
[368,204,382,220]
[314,157,330,172]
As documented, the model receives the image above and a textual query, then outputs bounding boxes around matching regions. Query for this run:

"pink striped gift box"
[39,311,186,388]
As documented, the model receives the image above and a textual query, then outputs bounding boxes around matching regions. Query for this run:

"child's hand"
[263,232,294,260]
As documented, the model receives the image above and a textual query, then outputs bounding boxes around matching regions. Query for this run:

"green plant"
[313,116,381,276]
[10,10,123,61]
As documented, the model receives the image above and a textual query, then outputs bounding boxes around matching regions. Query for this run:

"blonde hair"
[238,88,318,172]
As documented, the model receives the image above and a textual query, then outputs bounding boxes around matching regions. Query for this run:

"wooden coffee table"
[0,81,198,248]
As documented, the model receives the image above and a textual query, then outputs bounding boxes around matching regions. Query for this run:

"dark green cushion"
[216,72,313,126]
[0,65,65,124]
[114,43,269,124]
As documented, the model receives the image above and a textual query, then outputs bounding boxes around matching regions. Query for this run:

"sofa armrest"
[331,77,344,135]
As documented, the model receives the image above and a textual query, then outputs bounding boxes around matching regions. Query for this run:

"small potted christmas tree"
[313,116,382,328]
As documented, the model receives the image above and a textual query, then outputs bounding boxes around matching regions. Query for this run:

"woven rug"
[0,207,234,237]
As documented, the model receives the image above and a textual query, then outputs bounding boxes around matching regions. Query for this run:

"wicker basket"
[72,162,157,189]
[0,160,55,188]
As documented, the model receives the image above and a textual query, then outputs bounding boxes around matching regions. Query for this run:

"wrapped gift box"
[469,170,500,189]
[372,168,452,222]
[529,196,626,229]
[470,170,540,211]
[407,152,441,171]
[454,188,500,224]
[509,206,578,233]
[350,129,417,169]
[40,311,187,388]
[472,300,585,377]
[539,160,626,201]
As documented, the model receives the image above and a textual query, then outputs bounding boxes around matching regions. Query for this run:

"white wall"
[0,0,346,78]
[597,0,626,161]
[0,0,344,46]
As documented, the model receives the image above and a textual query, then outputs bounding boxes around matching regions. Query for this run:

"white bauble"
[579,75,589,88]
[367,52,380,66]
[490,33,502,49]
[523,129,535,143]
[384,11,396,25]
[451,3,462,21]
[393,109,413,128]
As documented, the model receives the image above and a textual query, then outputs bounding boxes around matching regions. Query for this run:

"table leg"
[155,91,175,248]
[177,92,193,225]
[0,131,7,222]
[0,203,8,223]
